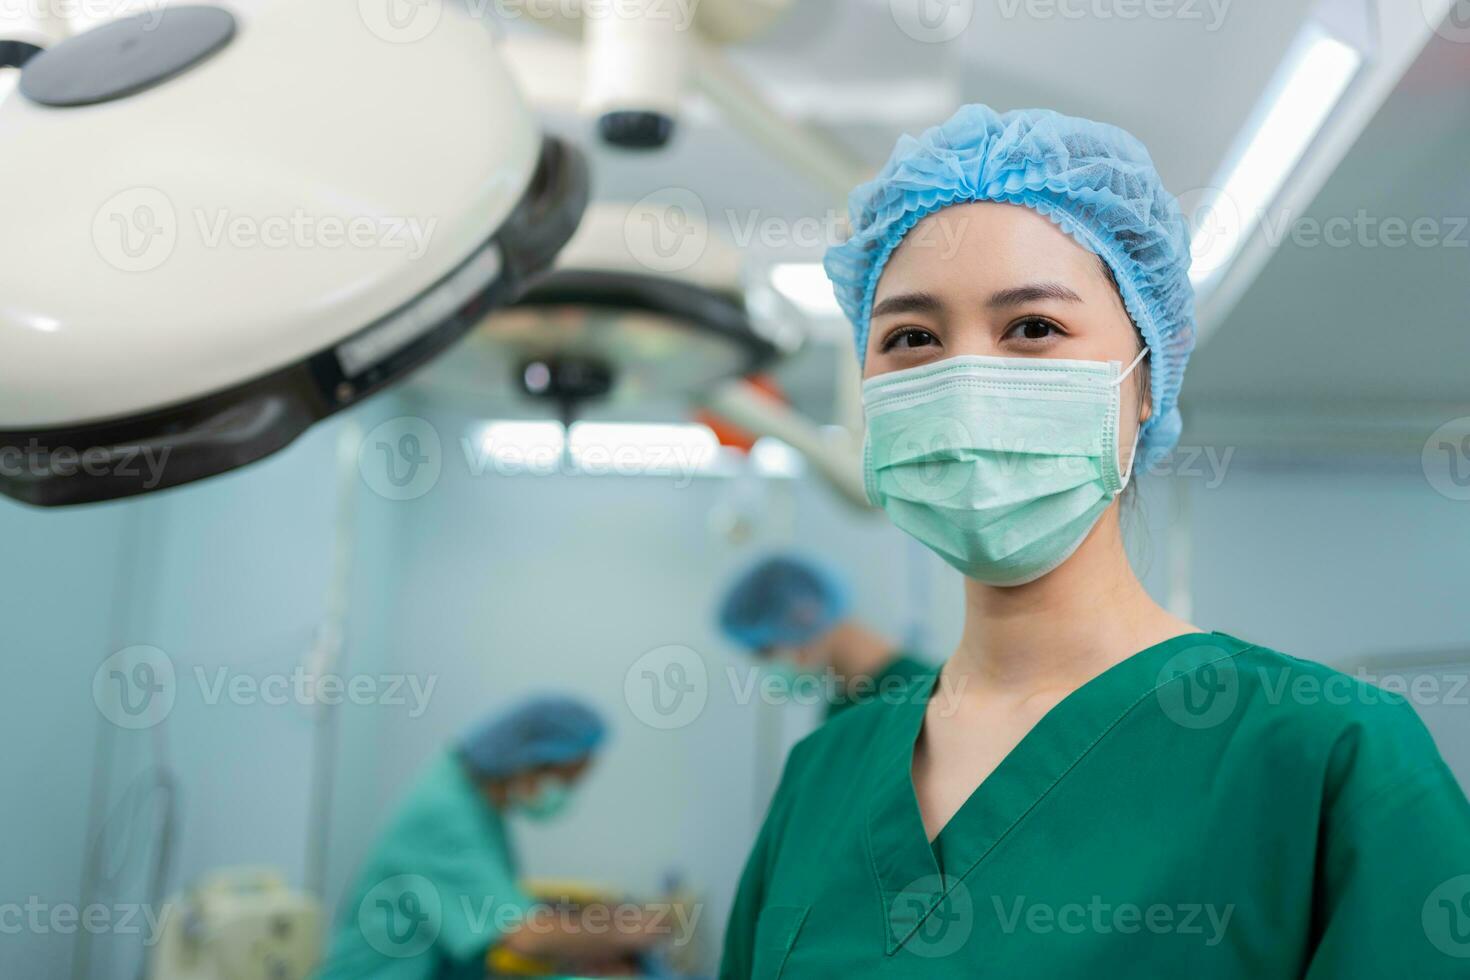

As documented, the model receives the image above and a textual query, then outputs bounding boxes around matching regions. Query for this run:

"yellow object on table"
[486,879,622,977]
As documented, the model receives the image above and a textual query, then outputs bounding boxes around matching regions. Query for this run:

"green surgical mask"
[862,350,1148,587]
[515,777,574,822]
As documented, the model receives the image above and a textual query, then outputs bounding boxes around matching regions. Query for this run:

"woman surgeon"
[719,105,1470,977]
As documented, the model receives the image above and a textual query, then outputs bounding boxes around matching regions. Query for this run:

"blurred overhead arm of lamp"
[453,203,784,421]
[515,0,869,200]
[437,202,872,510]
[699,378,870,510]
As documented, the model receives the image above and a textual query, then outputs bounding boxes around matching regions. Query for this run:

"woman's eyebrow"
[987,282,1084,308]
[871,291,943,318]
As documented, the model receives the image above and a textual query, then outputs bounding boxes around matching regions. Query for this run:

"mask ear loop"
[1108,347,1151,491]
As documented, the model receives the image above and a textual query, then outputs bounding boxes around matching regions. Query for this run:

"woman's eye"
[881,327,939,352]
[1005,317,1063,342]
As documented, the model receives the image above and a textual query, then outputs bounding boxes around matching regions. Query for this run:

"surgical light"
[0,3,589,507]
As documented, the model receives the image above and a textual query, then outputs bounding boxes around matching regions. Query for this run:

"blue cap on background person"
[458,695,608,779]
[717,554,851,653]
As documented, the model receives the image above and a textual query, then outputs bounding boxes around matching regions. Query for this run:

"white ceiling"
[502,0,1319,254]
[732,0,1321,193]
[452,0,1464,446]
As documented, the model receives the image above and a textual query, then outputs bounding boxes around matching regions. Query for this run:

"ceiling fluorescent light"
[1190,23,1362,288]
[476,421,567,473]
[770,262,843,318]
[749,436,805,478]
[475,420,723,479]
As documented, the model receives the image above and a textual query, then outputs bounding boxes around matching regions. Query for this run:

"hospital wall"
[0,402,404,979]
[2,414,1468,976]
[1179,457,1470,781]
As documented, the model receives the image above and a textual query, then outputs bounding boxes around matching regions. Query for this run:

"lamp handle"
[0,39,43,70]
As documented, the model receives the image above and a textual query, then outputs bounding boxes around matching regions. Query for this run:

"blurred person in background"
[717,554,933,718]
[320,695,665,979]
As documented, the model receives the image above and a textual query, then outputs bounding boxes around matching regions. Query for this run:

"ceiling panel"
[505,0,1324,263]
[1187,31,1470,428]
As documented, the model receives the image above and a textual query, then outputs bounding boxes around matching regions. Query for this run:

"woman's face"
[865,201,1152,438]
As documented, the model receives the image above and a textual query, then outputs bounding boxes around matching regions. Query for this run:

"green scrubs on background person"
[321,695,608,980]
[720,632,1470,977]
[320,751,533,980]
[823,653,931,720]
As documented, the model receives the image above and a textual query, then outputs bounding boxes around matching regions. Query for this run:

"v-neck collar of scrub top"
[865,631,1246,954]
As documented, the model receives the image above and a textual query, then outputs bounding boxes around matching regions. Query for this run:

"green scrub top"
[320,750,534,980]
[721,632,1470,978]
[826,653,933,721]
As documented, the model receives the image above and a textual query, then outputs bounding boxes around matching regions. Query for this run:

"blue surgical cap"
[718,555,850,652]
[457,695,607,779]
[825,104,1196,464]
